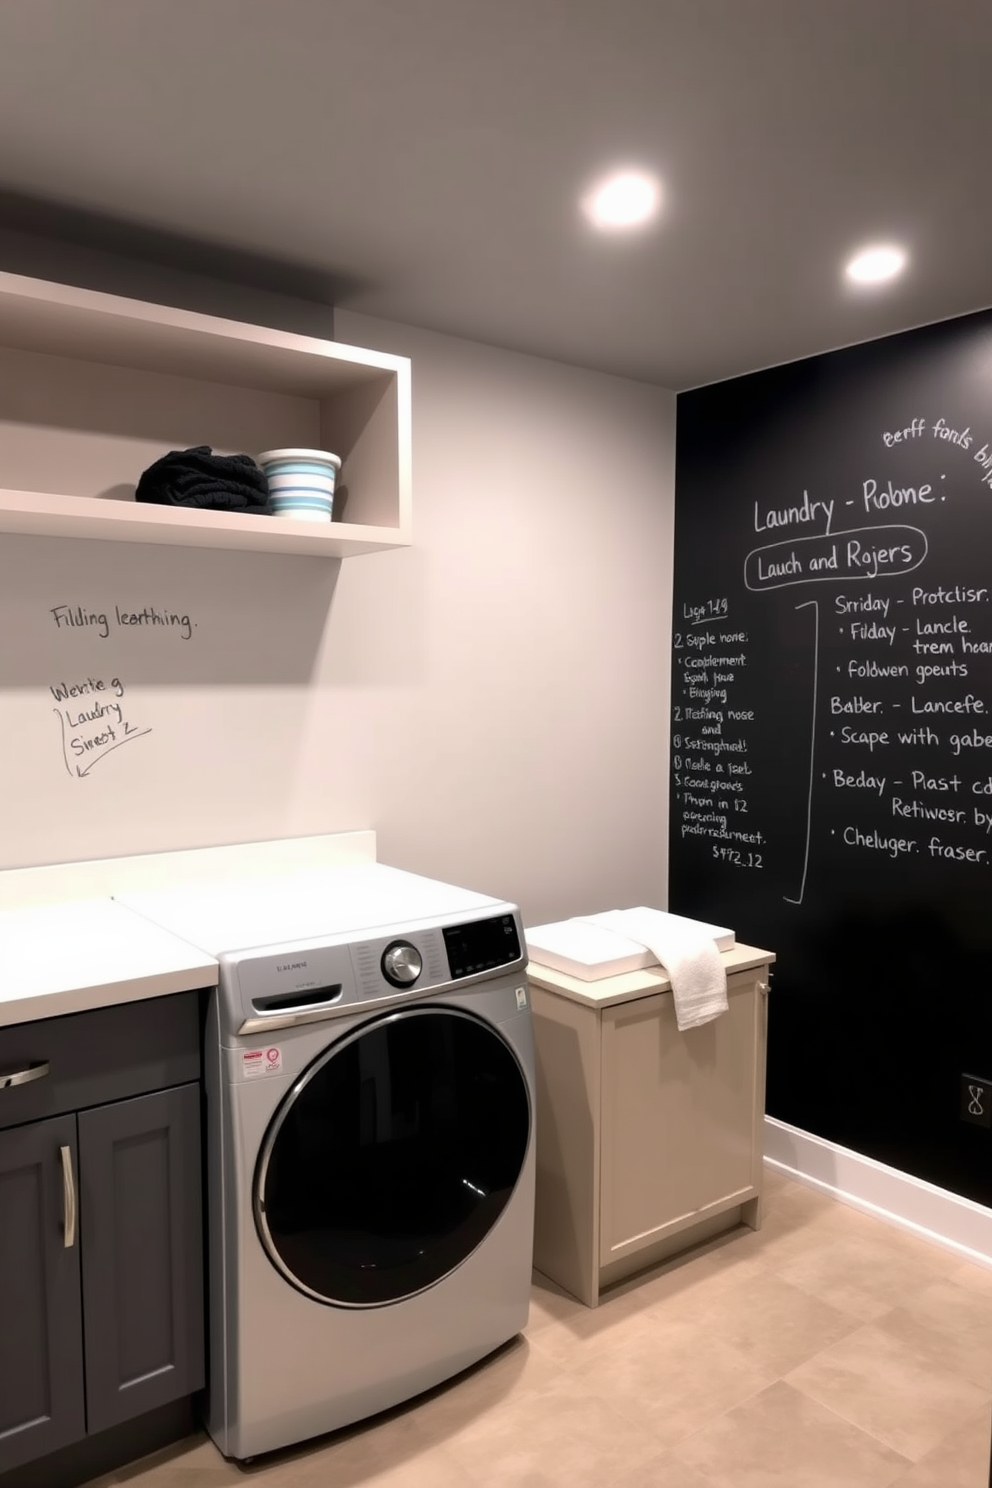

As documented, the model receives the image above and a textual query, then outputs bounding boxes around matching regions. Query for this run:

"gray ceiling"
[0,0,990,389]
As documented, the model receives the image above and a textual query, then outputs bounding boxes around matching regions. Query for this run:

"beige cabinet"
[528,946,773,1306]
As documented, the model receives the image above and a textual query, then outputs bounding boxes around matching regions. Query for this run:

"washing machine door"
[254,1005,530,1306]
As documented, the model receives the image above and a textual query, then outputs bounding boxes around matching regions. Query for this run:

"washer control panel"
[221,906,526,1033]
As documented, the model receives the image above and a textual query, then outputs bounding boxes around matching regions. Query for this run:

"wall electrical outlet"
[960,1074,992,1129]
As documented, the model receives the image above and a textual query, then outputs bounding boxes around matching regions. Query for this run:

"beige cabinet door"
[600,974,764,1266]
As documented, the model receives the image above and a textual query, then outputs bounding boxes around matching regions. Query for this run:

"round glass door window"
[254,1006,531,1306]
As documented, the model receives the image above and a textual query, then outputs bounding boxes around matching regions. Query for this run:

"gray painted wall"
[0,247,675,926]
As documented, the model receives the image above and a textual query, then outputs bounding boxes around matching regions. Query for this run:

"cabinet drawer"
[0,994,201,1132]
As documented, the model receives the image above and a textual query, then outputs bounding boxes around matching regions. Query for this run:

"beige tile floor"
[94,1170,992,1488]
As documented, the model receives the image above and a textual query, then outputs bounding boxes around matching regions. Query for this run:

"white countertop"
[525,942,774,1009]
[0,898,218,1028]
[116,862,504,955]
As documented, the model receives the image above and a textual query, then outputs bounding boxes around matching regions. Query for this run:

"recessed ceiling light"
[845,243,907,286]
[582,170,661,231]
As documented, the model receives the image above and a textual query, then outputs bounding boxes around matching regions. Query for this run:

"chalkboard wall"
[670,310,992,1207]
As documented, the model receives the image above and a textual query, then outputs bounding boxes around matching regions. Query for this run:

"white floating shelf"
[0,271,413,560]
[0,487,409,559]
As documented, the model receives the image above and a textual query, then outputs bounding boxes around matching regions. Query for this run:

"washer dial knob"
[381,941,423,987]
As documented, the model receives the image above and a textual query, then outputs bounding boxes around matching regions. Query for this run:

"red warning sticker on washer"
[242,1046,282,1078]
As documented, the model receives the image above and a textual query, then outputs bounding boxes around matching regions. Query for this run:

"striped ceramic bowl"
[257,448,342,523]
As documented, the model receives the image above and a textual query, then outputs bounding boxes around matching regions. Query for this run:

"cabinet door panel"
[601,981,759,1260]
[0,1114,85,1473]
[78,1085,204,1434]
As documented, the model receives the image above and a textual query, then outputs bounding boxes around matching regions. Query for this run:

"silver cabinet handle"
[60,1144,77,1249]
[0,1060,50,1090]
[757,981,769,997]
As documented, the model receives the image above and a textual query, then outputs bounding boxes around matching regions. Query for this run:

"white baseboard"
[764,1115,992,1270]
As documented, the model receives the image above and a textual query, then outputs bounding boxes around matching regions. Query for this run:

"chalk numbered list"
[671,597,764,873]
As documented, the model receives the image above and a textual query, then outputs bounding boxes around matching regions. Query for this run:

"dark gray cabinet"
[79,1085,204,1434]
[0,1116,85,1472]
[0,995,204,1478]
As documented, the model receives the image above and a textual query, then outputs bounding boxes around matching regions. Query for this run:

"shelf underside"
[0,489,409,558]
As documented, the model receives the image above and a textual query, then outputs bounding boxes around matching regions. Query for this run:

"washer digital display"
[442,914,521,979]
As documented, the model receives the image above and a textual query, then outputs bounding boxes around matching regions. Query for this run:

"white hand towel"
[588,908,728,1031]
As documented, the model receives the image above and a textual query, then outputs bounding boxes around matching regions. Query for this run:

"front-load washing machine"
[118,863,535,1461]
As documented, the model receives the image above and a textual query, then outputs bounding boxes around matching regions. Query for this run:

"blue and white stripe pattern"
[257,448,341,523]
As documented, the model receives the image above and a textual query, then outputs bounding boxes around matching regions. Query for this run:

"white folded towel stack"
[585,908,728,1031]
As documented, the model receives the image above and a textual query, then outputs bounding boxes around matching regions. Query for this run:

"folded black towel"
[135,446,269,511]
